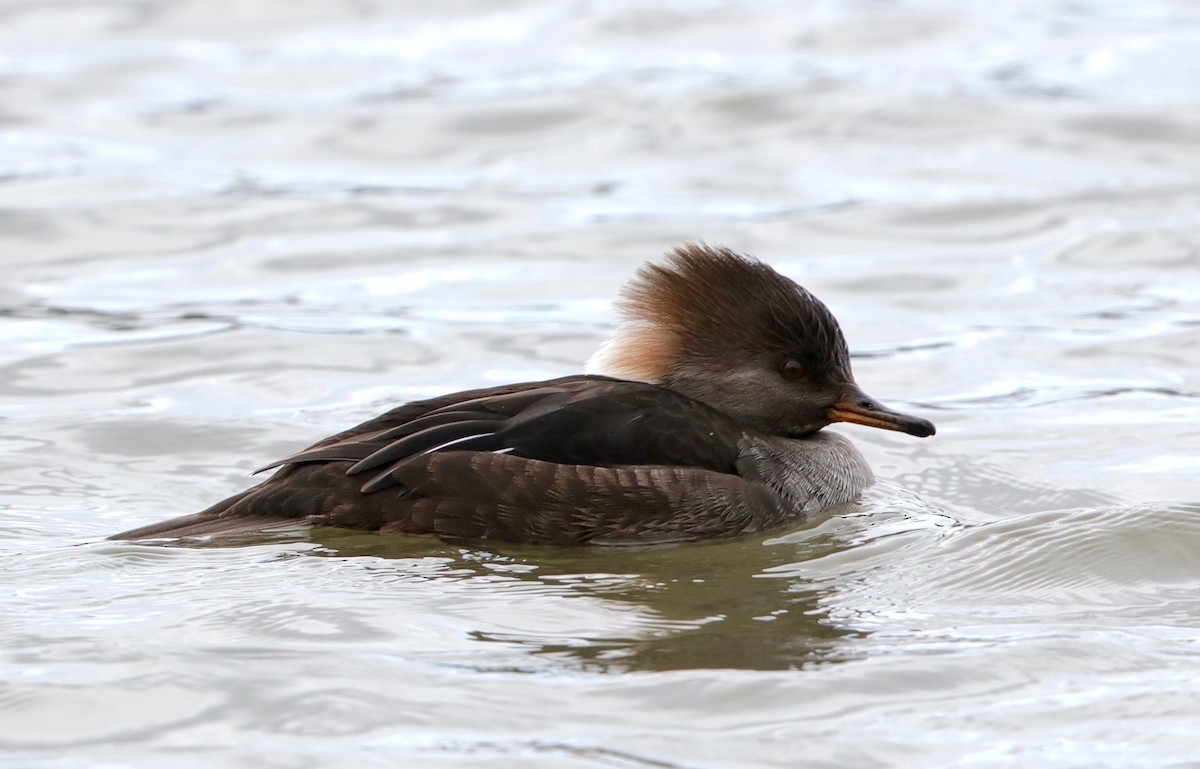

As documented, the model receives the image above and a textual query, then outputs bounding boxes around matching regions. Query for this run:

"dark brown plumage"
[112,244,935,545]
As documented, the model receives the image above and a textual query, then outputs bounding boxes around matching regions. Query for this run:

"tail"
[109,489,301,540]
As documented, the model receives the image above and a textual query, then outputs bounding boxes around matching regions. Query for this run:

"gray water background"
[3,1,1200,767]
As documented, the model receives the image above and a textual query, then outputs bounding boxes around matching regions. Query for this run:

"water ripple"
[780,503,1200,639]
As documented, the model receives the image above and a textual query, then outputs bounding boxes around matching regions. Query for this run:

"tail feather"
[109,489,300,540]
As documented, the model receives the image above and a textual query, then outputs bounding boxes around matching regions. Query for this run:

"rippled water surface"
[3,1,1200,767]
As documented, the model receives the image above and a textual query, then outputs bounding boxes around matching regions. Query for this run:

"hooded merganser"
[113,244,935,545]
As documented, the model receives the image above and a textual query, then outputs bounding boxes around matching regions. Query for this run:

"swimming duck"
[113,243,934,545]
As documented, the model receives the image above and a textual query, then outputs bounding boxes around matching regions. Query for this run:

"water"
[3,1,1200,766]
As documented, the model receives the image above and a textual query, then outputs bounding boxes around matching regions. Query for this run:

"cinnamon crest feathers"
[588,243,849,384]
[113,244,934,545]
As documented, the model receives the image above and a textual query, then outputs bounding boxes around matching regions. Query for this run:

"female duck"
[114,243,934,544]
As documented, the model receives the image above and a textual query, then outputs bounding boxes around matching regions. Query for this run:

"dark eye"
[780,359,806,381]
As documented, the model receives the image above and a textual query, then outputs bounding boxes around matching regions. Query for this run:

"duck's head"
[587,243,936,439]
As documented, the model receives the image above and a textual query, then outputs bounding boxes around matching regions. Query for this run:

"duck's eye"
[780,359,806,381]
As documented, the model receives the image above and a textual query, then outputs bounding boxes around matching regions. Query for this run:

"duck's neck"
[736,431,874,513]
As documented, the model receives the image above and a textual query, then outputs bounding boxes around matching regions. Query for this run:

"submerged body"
[114,244,934,545]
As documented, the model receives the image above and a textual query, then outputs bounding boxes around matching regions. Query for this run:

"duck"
[112,243,935,545]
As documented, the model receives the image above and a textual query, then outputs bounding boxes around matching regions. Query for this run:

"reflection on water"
[4,0,1200,766]
[309,516,861,673]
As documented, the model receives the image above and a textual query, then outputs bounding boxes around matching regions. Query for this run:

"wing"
[259,376,595,465]
[262,375,746,492]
